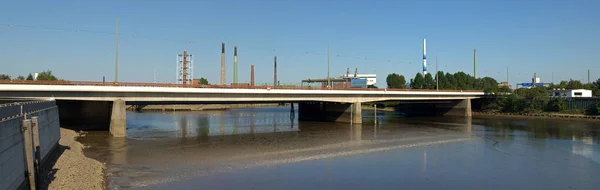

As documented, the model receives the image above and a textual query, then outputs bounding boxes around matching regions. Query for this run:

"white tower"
[423,38,427,75]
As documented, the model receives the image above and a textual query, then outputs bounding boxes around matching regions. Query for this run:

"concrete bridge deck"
[0,84,483,137]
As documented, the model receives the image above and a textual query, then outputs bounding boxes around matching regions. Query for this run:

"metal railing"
[0,100,57,121]
[0,80,483,93]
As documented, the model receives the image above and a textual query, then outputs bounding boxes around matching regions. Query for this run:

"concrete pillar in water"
[352,102,362,124]
[110,99,127,137]
[464,98,472,117]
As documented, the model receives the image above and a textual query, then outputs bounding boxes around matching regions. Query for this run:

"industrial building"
[550,89,593,98]
[301,68,376,88]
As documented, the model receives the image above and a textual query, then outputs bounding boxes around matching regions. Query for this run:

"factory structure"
[516,73,550,88]
[176,50,194,85]
[301,68,376,88]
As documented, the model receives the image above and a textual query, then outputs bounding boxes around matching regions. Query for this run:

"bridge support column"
[110,99,126,137]
[298,102,362,123]
[352,102,362,124]
[444,98,472,117]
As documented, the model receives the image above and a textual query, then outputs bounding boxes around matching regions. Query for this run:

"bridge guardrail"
[0,80,483,93]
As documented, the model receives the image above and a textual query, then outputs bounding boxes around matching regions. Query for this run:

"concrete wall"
[0,101,61,190]
[0,118,26,190]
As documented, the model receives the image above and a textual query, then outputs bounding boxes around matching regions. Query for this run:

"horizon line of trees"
[0,70,59,81]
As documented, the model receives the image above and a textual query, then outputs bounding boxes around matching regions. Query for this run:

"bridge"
[0,83,484,137]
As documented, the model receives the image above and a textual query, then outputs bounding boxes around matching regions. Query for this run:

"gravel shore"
[40,128,106,190]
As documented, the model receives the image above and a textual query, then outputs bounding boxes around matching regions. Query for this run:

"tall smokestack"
[183,50,187,85]
[221,43,226,85]
[251,64,255,87]
[274,56,277,86]
[233,46,238,84]
[423,38,427,75]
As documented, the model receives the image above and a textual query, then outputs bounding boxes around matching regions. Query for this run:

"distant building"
[550,89,592,98]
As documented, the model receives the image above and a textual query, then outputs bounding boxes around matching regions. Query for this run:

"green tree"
[0,74,10,80]
[444,73,456,89]
[197,77,209,85]
[586,102,600,115]
[435,71,446,89]
[26,73,34,80]
[36,70,58,80]
[423,73,435,89]
[476,77,499,92]
[16,75,25,80]
[503,94,524,113]
[411,73,425,89]
[386,73,406,88]
[566,79,583,89]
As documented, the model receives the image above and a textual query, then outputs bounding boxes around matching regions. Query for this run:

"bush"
[560,109,584,114]
[547,98,566,112]
[586,102,600,115]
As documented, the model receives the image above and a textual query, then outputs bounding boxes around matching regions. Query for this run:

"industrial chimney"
[274,56,277,86]
[221,43,226,85]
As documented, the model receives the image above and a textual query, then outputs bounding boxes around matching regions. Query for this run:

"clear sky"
[1,0,599,86]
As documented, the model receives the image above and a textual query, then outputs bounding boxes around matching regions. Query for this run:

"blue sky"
[1,0,599,86]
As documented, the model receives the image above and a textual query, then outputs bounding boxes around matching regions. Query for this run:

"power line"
[2,22,425,66]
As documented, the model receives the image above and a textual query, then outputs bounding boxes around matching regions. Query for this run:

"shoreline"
[127,103,283,112]
[41,128,106,190]
[473,111,600,122]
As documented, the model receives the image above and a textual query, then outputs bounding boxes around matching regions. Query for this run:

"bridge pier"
[109,100,127,137]
[298,102,362,124]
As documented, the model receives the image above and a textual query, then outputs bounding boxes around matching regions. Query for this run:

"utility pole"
[507,66,509,86]
[552,72,554,84]
[153,69,156,83]
[115,18,119,83]
[327,44,331,88]
[436,56,439,90]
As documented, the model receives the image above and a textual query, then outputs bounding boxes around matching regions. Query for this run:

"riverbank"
[40,128,106,190]
[127,103,282,112]
[474,111,600,121]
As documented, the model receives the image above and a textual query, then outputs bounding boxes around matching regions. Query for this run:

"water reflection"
[127,108,300,139]
[78,107,600,189]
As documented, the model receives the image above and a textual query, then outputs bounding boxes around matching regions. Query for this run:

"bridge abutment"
[298,102,362,124]
[110,100,127,137]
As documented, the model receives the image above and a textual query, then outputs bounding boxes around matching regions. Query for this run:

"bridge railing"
[0,80,483,93]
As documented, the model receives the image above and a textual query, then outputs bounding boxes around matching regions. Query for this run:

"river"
[77,106,600,190]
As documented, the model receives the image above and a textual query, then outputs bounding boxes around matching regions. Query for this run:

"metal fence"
[564,98,600,110]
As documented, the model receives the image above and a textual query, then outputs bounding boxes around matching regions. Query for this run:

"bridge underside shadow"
[298,102,362,124]
[56,100,126,137]
[386,99,472,117]
[55,98,472,137]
